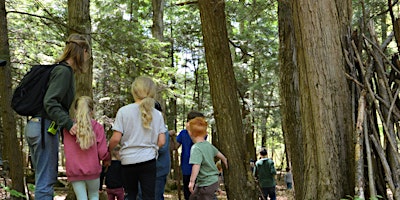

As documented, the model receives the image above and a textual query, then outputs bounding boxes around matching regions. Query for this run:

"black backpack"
[11,63,65,116]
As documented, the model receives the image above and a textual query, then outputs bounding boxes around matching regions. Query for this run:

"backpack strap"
[41,115,45,149]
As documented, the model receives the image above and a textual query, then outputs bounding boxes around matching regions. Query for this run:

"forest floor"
[52,177,295,200]
[52,181,294,200]
[1,165,294,200]
[0,178,294,200]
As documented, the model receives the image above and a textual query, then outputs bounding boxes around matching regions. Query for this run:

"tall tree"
[198,0,257,199]
[278,0,305,198]
[0,0,25,198]
[152,0,164,41]
[280,0,354,199]
[68,0,92,98]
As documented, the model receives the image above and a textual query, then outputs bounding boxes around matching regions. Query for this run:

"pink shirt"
[64,120,110,182]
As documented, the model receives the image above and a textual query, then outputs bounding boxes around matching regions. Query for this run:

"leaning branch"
[176,1,198,6]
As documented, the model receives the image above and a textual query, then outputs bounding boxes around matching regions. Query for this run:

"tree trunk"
[66,1,92,199]
[152,0,164,41]
[0,1,25,199]
[278,0,305,199]
[167,33,177,131]
[198,0,258,199]
[280,0,355,199]
[68,0,93,98]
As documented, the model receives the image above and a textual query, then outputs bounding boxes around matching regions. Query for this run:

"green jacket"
[253,158,277,188]
[43,63,75,131]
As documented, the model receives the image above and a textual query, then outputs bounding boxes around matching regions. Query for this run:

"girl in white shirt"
[108,76,166,200]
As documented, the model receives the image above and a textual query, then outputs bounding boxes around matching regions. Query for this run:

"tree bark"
[278,0,305,199]
[198,0,258,199]
[68,0,93,99]
[0,1,25,199]
[66,1,92,198]
[280,0,354,198]
[152,0,164,41]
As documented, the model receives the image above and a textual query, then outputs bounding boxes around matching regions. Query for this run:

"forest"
[0,0,400,199]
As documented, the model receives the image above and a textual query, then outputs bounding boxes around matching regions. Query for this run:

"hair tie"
[66,40,83,48]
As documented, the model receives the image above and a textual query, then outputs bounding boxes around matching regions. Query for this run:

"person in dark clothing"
[105,145,125,200]
[24,34,91,200]
[174,111,205,200]
[253,149,277,200]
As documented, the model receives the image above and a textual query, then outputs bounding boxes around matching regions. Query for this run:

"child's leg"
[183,175,191,200]
[122,164,140,199]
[116,188,125,200]
[138,159,156,200]
[71,181,88,200]
[155,175,167,199]
[86,178,100,200]
[106,188,115,200]
[107,193,114,200]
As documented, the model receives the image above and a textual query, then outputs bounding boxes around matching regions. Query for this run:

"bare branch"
[176,1,198,6]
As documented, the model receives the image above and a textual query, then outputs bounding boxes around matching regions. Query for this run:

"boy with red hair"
[187,117,228,200]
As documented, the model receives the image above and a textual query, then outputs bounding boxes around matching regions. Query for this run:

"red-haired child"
[187,117,228,200]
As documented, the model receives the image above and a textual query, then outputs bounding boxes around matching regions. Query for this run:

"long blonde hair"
[56,33,91,73]
[131,76,156,129]
[74,96,96,150]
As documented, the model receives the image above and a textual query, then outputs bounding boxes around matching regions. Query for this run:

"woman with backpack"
[24,33,91,200]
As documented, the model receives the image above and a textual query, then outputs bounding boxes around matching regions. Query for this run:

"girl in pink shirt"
[64,96,110,200]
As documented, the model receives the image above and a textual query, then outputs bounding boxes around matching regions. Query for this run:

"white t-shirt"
[112,103,167,165]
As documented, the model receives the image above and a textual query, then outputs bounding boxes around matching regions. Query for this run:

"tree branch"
[176,1,198,6]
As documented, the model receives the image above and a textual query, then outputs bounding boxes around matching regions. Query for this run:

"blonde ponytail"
[131,76,156,129]
[74,96,96,149]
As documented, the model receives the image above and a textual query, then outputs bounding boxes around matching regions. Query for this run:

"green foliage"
[90,0,173,116]
[27,183,35,192]
[164,1,212,126]
[7,0,67,65]
[6,0,283,155]
[226,0,282,147]
[0,184,26,198]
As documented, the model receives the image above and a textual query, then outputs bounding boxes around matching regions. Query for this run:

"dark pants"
[189,181,219,200]
[262,186,276,200]
[122,159,156,200]
[183,175,191,200]
[137,174,168,200]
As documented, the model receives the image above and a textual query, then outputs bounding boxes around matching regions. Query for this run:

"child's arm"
[216,152,228,169]
[95,122,110,162]
[157,132,166,148]
[169,130,180,150]
[172,130,183,150]
[108,131,122,152]
[189,164,201,193]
